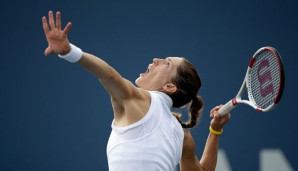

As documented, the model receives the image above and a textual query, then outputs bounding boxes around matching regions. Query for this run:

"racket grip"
[218,99,237,116]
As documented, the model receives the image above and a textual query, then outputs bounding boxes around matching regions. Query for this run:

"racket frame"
[218,47,285,116]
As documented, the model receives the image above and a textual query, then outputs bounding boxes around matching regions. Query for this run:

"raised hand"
[210,105,231,132]
[42,11,72,56]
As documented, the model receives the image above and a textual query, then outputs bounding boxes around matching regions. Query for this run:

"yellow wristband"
[209,126,223,135]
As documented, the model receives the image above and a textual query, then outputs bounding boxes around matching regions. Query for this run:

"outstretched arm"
[78,52,138,100]
[42,11,139,101]
[180,105,231,171]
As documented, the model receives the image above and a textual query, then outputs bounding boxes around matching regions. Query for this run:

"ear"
[163,83,177,94]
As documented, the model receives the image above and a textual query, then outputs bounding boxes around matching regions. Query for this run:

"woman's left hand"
[210,105,231,131]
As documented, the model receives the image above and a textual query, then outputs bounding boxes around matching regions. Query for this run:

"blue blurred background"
[0,0,297,170]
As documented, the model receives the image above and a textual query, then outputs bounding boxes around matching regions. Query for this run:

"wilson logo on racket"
[257,59,274,97]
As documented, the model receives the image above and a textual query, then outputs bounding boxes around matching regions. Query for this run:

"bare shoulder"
[184,130,194,143]
[135,86,151,100]
[182,130,196,158]
[112,87,151,126]
[121,78,150,100]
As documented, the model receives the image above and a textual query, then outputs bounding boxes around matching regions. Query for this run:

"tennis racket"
[218,47,285,116]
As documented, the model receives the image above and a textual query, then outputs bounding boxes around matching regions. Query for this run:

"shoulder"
[112,88,151,126]
[182,130,196,157]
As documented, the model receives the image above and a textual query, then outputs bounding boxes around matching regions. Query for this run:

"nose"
[153,58,160,66]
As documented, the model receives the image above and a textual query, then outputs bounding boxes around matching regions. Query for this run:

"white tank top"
[107,91,184,171]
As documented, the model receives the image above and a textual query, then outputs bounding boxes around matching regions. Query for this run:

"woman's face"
[135,57,183,92]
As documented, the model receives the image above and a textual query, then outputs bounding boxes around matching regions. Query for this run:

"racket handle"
[218,99,237,116]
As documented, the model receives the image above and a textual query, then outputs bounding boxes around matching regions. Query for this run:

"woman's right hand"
[42,11,72,56]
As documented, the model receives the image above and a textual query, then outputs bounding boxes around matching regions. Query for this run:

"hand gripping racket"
[218,47,285,116]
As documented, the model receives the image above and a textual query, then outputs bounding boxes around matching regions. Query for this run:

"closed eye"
[165,58,172,66]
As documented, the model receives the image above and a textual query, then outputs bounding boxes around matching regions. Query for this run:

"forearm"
[199,133,219,171]
[42,11,136,100]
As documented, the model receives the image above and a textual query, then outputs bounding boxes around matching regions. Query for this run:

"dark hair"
[169,58,204,128]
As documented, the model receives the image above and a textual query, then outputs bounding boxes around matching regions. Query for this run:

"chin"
[135,77,148,90]
[135,77,143,87]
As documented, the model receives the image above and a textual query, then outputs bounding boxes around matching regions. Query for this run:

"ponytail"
[173,96,204,128]
[169,57,203,128]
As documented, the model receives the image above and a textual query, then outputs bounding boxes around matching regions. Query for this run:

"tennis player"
[42,11,231,171]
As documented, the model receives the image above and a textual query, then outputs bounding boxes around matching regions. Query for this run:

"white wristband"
[58,43,83,63]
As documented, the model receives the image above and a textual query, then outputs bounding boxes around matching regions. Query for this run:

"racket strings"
[248,50,281,109]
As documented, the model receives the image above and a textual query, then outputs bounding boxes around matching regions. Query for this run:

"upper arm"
[78,52,141,101]
[180,131,204,171]
[78,52,150,124]
[99,74,139,101]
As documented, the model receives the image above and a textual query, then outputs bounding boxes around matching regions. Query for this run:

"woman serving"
[42,11,231,171]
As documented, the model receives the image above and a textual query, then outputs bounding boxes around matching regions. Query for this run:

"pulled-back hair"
[169,58,204,128]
